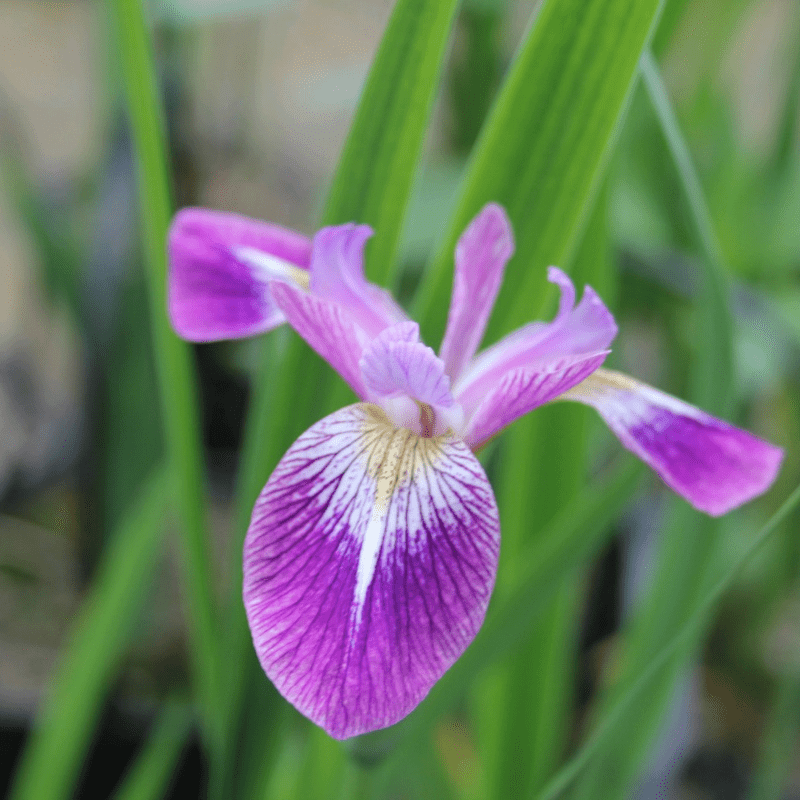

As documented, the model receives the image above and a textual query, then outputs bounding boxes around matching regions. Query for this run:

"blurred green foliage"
[2,0,799,798]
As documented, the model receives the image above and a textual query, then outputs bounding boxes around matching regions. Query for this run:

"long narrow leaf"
[482,185,615,797]
[215,1,462,793]
[9,468,171,800]
[536,482,800,800]
[640,49,733,412]
[415,0,665,344]
[321,0,461,285]
[570,50,738,799]
[108,0,219,731]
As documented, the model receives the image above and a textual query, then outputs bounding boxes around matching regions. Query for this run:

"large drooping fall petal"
[243,404,500,739]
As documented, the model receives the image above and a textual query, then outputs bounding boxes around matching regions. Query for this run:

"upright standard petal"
[439,204,515,381]
[562,369,784,516]
[243,404,500,739]
[455,268,617,447]
[168,208,312,341]
[310,225,407,338]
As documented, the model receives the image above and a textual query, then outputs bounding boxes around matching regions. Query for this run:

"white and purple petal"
[243,404,500,739]
[167,208,312,342]
[455,268,617,444]
[439,204,515,381]
[562,369,784,516]
[309,224,408,337]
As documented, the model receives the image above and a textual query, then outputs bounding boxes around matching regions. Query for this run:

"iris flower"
[168,203,783,739]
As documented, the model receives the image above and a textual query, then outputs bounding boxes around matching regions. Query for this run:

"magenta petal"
[270,282,370,399]
[439,204,515,381]
[456,268,617,443]
[167,208,312,342]
[243,404,500,739]
[462,352,609,449]
[310,224,407,337]
[563,369,784,516]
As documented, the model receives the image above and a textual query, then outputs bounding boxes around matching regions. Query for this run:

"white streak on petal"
[234,245,311,290]
[354,511,384,627]
[167,208,311,342]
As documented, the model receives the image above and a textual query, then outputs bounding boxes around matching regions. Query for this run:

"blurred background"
[0,0,799,797]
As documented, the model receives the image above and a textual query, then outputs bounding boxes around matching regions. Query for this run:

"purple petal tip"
[565,370,785,516]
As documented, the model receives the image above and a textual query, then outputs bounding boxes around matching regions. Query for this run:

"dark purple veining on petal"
[463,352,609,449]
[243,404,500,739]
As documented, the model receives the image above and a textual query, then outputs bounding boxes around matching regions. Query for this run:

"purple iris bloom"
[168,203,783,739]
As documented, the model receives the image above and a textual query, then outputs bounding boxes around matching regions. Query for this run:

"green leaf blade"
[109,0,220,735]
[9,469,171,800]
[217,1,463,793]
[322,0,461,286]
[415,0,665,344]
[568,51,740,800]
